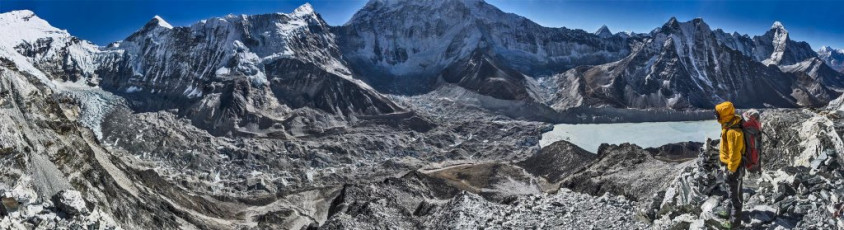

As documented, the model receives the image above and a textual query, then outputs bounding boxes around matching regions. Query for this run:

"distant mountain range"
[818,45,844,73]
[1,0,843,131]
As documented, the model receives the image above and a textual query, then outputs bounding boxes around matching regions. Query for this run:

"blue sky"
[2,0,843,49]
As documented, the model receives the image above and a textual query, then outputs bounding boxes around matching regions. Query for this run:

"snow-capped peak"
[594,25,612,38]
[0,10,62,35]
[292,3,315,16]
[771,21,787,32]
[819,46,832,52]
[667,17,679,26]
[817,45,843,54]
[0,10,70,47]
[0,9,36,21]
[151,15,173,29]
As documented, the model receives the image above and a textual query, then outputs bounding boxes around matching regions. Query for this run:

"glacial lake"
[539,120,722,153]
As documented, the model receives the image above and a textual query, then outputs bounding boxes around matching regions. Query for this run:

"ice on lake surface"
[539,120,722,153]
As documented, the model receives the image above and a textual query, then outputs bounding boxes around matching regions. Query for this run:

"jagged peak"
[595,25,610,33]
[770,21,787,33]
[594,25,612,38]
[667,17,679,25]
[819,46,832,52]
[818,46,844,55]
[658,17,681,32]
[0,9,70,44]
[0,10,51,27]
[657,17,711,35]
[292,3,315,16]
[151,15,173,29]
[771,21,784,29]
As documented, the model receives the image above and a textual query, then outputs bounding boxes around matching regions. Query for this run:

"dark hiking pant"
[725,167,743,227]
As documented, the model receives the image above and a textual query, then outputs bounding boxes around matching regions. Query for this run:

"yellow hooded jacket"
[716,102,745,173]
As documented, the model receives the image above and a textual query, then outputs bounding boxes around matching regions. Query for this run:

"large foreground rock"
[51,190,89,217]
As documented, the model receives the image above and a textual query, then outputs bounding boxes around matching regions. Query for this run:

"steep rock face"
[337,0,631,96]
[754,22,817,66]
[711,22,844,89]
[439,49,533,100]
[818,46,844,73]
[93,4,404,135]
[778,57,844,89]
[0,47,171,229]
[547,18,838,110]
[713,22,817,66]
[594,25,614,39]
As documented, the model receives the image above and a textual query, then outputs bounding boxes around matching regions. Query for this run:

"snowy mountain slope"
[92,4,406,135]
[337,0,632,96]
[709,22,844,89]
[818,45,844,73]
[546,18,839,109]
[0,10,121,85]
[755,22,816,66]
[4,2,840,122]
[337,1,841,113]
[712,21,816,66]
[778,57,844,89]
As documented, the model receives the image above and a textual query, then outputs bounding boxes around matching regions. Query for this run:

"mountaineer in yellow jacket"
[715,101,745,229]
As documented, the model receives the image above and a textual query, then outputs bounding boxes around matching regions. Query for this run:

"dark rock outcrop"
[517,140,597,183]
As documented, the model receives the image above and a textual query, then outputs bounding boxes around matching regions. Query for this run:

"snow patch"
[215,67,230,76]
[292,3,315,17]
[771,21,785,30]
[153,15,174,29]
[125,86,143,93]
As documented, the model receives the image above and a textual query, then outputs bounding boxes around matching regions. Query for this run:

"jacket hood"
[715,101,736,125]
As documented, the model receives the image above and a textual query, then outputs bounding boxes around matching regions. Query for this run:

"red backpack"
[725,110,763,173]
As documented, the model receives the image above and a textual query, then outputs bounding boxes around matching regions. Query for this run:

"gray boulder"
[51,190,89,217]
[0,196,19,216]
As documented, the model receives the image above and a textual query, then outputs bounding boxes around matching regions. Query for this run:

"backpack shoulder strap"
[727,117,744,130]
